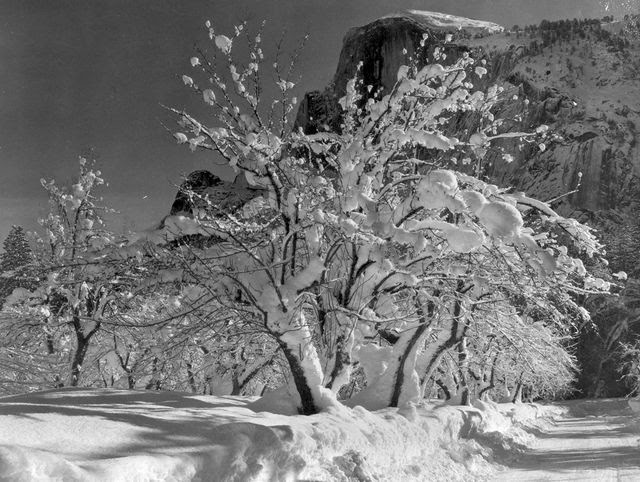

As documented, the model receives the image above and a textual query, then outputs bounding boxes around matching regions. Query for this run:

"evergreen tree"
[0,225,35,307]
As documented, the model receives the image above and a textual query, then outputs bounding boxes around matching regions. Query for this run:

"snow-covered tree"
[618,335,640,396]
[3,159,141,388]
[136,22,610,414]
[0,225,37,308]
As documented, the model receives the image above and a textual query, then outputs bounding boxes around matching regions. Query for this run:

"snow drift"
[0,388,563,481]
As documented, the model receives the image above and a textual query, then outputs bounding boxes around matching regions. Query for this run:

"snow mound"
[0,388,560,481]
[385,10,504,34]
[478,201,523,239]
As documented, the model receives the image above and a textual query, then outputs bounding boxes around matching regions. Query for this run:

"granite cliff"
[296,10,640,223]
[294,10,640,398]
[169,170,264,218]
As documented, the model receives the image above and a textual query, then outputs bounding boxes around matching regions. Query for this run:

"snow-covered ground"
[0,388,569,481]
[496,399,640,481]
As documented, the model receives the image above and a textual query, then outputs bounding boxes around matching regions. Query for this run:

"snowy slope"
[383,10,503,35]
[0,388,561,482]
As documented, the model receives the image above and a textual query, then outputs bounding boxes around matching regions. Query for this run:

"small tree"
[4,158,141,388]
[0,225,37,308]
[619,337,640,396]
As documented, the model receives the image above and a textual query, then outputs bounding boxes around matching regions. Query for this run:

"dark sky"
[0,0,635,242]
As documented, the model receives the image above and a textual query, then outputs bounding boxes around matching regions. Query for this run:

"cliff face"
[296,13,502,134]
[293,10,640,398]
[169,170,264,217]
[297,11,640,219]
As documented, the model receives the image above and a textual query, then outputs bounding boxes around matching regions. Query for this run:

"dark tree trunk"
[69,312,100,387]
[278,340,318,415]
[145,357,163,390]
[45,334,56,356]
[231,362,266,396]
[390,322,431,407]
[326,333,352,392]
[231,375,241,396]
[478,355,499,401]
[186,361,198,393]
[42,316,57,355]
[204,376,213,395]
[513,380,524,403]
[70,335,89,387]
[457,337,471,406]
[421,333,458,387]
[589,357,606,398]
[421,289,466,389]
[435,378,452,400]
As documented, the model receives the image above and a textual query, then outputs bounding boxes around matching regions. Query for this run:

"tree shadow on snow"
[501,412,640,474]
[0,387,246,409]
[524,416,640,439]
[0,387,300,465]
[511,445,640,472]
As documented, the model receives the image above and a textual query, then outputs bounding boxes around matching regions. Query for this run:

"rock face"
[295,11,640,397]
[296,11,640,219]
[170,170,264,217]
[296,12,502,134]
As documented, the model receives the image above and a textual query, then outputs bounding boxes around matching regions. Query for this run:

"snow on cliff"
[384,10,503,34]
[0,388,560,481]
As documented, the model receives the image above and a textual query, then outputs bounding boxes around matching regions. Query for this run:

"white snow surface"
[0,388,562,482]
[384,10,504,34]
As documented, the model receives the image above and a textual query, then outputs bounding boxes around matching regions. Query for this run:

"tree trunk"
[70,334,89,387]
[389,322,432,407]
[231,360,269,396]
[270,308,333,415]
[420,318,459,391]
[435,378,452,400]
[589,356,606,398]
[351,298,437,409]
[186,361,198,393]
[319,305,355,394]
[325,328,355,393]
[145,357,162,390]
[230,374,242,396]
[512,380,524,403]
[478,355,499,401]
[386,296,440,407]
[278,340,321,415]
[420,287,467,397]
[69,313,99,387]
[457,337,471,406]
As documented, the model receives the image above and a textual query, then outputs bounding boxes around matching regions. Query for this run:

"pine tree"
[0,225,35,307]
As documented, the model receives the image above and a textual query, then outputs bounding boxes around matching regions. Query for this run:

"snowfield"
[0,388,569,481]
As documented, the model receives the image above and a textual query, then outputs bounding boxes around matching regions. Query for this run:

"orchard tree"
[4,159,143,388]
[132,21,610,414]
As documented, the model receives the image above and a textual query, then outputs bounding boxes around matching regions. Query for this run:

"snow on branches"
[155,23,611,414]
